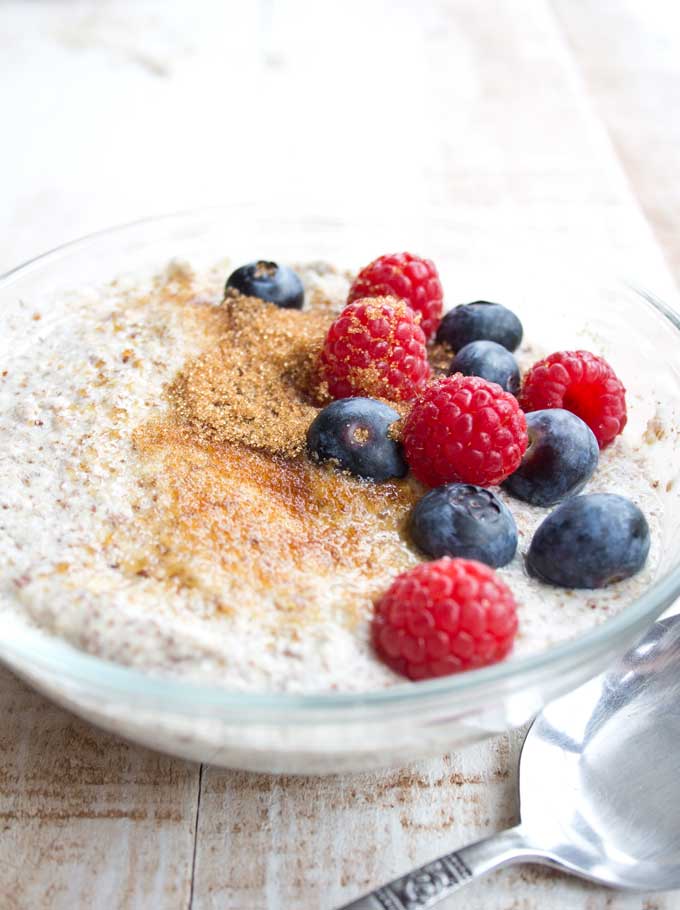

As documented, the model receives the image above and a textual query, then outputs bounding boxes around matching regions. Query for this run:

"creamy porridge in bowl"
[1,208,680,773]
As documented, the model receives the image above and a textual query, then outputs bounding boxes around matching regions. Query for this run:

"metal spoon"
[340,612,680,909]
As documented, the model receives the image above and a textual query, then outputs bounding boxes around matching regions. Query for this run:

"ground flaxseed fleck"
[168,294,332,458]
[254,260,277,278]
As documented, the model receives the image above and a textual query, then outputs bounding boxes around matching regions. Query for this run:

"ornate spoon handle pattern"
[338,826,545,910]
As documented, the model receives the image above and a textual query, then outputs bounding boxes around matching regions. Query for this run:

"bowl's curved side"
[1,207,680,772]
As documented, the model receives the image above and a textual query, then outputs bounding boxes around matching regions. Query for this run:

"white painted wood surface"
[1,1,679,907]
[554,0,680,287]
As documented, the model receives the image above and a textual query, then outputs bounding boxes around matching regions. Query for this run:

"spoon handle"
[336,825,539,909]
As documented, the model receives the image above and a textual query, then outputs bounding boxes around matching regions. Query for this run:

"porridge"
[0,255,663,693]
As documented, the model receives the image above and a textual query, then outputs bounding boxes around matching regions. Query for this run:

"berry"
[225,260,304,310]
[306,398,407,482]
[318,296,430,402]
[519,350,627,449]
[449,340,520,395]
[527,493,650,589]
[372,557,518,680]
[348,253,443,341]
[503,409,599,507]
[436,301,523,352]
[402,375,528,488]
[409,483,517,568]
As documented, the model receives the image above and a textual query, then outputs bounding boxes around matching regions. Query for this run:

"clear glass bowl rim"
[2,206,680,714]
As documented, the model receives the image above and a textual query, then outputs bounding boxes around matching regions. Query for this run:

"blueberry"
[503,409,599,506]
[527,493,650,589]
[449,340,520,394]
[225,260,304,310]
[307,397,407,482]
[409,483,517,568]
[436,301,523,352]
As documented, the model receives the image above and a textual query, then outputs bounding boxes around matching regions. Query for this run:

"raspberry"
[348,253,443,341]
[372,557,518,680]
[318,296,430,402]
[403,375,528,487]
[519,350,627,449]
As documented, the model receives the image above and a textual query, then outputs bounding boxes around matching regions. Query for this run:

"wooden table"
[2,1,679,907]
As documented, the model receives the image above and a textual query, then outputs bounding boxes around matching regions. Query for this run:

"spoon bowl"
[342,612,680,908]
[519,611,680,891]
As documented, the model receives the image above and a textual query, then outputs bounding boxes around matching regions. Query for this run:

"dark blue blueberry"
[449,340,520,394]
[527,493,650,589]
[409,483,517,568]
[503,409,599,507]
[306,397,407,482]
[225,260,304,310]
[436,301,523,352]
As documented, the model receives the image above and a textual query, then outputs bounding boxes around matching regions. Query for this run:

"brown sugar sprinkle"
[127,418,421,629]
[168,294,333,458]
[428,340,455,375]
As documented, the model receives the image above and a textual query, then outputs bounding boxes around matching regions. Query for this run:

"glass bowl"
[2,207,680,774]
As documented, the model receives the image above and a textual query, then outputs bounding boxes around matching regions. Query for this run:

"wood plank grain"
[552,0,680,286]
[194,734,676,909]
[0,667,199,910]
[192,736,522,910]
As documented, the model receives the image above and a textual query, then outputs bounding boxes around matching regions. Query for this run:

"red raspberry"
[318,296,430,402]
[519,350,627,449]
[372,557,518,680]
[403,375,528,487]
[348,253,443,341]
